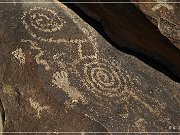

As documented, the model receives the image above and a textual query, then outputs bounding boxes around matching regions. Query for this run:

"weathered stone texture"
[133,0,180,49]
[0,0,179,134]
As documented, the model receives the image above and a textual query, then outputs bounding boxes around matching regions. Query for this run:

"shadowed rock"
[0,0,179,134]
[133,0,180,49]
[69,0,180,79]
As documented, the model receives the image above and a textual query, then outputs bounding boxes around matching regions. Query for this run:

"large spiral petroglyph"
[84,59,129,97]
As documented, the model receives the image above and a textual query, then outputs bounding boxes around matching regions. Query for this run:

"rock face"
[0,0,180,134]
[70,0,180,79]
[133,0,180,49]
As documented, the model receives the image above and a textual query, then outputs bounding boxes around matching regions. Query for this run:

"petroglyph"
[2,85,14,97]
[21,5,100,71]
[22,6,64,32]
[83,59,130,98]
[52,71,86,103]
[9,3,177,131]
[11,48,26,65]
[21,40,50,71]
[52,53,67,69]
[52,71,69,89]
[135,117,146,132]
[128,90,172,125]
[59,3,99,60]
[21,6,86,44]
[152,0,173,11]
[29,97,49,118]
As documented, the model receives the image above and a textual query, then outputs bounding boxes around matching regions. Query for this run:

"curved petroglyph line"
[52,53,79,73]
[11,48,26,65]
[53,3,172,124]
[52,71,86,104]
[134,117,147,132]
[21,6,93,62]
[83,59,130,98]
[22,6,64,32]
[21,6,86,44]
[21,39,50,71]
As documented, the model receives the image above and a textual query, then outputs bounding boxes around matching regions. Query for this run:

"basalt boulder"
[0,0,180,134]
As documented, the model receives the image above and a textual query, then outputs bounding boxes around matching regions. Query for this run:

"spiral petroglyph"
[29,7,64,32]
[22,6,64,34]
[21,6,86,44]
[84,59,129,97]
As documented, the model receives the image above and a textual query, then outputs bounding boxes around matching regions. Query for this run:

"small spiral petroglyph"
[84,59,129,97]
[21,6,86,44]
[22,6,64,32]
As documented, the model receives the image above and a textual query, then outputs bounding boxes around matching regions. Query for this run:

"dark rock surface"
[0,0,179,134]
[133,0,180,49]
[70,0,180,79]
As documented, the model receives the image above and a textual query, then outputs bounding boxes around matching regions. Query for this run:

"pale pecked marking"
[17,4,173,128]
[29,97,49,118]
[52,71,86,103]
[21,40,50,71]
[21,6,86,44]
[52,71,69,89]
[11,48,26,65]
[83,59,128,98]
[152,0,173,11]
